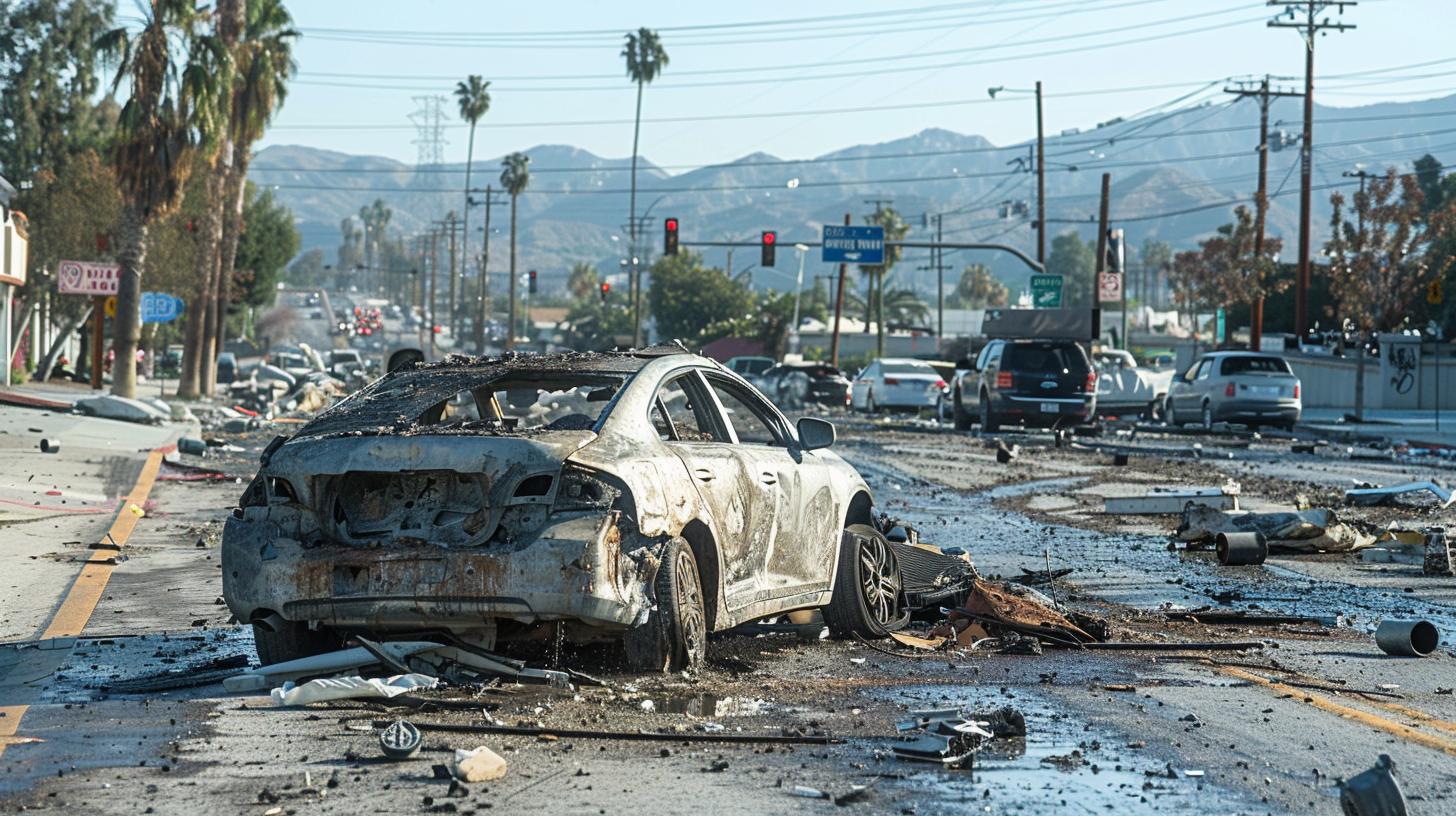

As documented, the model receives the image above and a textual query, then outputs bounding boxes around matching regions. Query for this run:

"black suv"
[952,339,1097,431]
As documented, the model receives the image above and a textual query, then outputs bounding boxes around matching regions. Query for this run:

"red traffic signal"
[664,217,680,256]
[761,230,777,267]
[528,269,538,294]
[599,281,611,302]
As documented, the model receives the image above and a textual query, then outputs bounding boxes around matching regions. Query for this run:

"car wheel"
[953,392,973,431]
[1201,402,1213,431]
[1164,397,1179,428]
[979,390,1000,432]
[824,524,905,639]
[866,391,877,414]
[624,537,707,673]
[252,620,342,666]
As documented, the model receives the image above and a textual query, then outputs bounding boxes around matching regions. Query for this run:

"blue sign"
[821,225,885,264]
[141,291,184,324]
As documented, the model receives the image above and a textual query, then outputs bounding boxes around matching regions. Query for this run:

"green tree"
[499,151,531,347]
[946,263,1009,309]
[564,297,633,351]
[285,247,325,287]
[1415,154,1445,217]
[233,183,298,316]
[621,27,668,346]
[454,74,491,352]
[1139,238,1172,310]
[648,251,752,345]
[1046,231,1095,308]
[857,206,910,355]
[568,261,600,301]
[881,288,931,328]
[96,0,220,398]
[337,216,363,270]
[0,0,116,179]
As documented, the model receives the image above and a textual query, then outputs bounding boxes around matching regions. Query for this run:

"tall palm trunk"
[506,193,518,350]
[629,79,643,347]
[112,204,147,398]
[177,165,225,399]
[462,122,478,351]
[203,150,246,393]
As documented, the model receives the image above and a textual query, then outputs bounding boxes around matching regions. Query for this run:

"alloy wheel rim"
[858,534,901,625]
[674,549,706,659]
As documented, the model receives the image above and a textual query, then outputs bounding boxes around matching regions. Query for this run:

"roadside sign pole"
[829,213,849,368]
[90,294,103,390]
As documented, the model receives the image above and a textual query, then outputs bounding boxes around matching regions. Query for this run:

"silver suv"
[1165,351,1301,431]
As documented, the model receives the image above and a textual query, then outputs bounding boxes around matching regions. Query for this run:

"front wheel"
[953,392,974,431]
[624,538,707,673]
[1165,397,1179,428]
[866,391,878,414]
[980,391,1000,432]
[1201,402,1214,432]
[253,620,342,666]
[824,524,905,639]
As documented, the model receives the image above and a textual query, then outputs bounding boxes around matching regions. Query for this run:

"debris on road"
[1176,505,1376,553]
[891,709,995,767]
[995,440,1018,464]
[1422,527,1454,576]
[1215,531,1268,566]
[1344,480,1456,509]
[379,719,422,760]
[1104,482,1240,515]
[270,673,438,706]
[1373,619,1440,657]
[1338,754,1408,816]
[75,394,170,425]
[451,745,508,782]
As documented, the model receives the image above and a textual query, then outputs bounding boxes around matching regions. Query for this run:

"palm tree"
[359,198,391,287]
[622,27,668,346]
[499,151,531,349]
[97,0,219,398]
[454,75,491,351]
[857,207,910,356]
[202,0,296,393]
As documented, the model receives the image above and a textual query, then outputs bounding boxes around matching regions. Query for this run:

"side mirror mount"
[797,416,836,452]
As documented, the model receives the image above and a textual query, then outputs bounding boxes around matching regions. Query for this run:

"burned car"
[223,347,908,671]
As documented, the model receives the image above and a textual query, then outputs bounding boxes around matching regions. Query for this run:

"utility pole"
[446,210,459,339]
[1343,167,1375,234]
[934,214,945,341]
[1226,75,1303,350]
[1268,0,1357,340]
[830,213,850,368]
[1036,80,1047,265]
[472,186,506,354]
[428,228,440,358]
[1095,172,1111,311]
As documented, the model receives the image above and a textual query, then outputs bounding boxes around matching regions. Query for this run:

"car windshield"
[881,362,935,375]
[1004,344,1089,373]
[1220,356,1292,375]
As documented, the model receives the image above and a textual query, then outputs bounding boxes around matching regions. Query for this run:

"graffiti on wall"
[1388,344,1417,395]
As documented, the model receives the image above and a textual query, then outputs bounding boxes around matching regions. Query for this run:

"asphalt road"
[0,405,1453,815]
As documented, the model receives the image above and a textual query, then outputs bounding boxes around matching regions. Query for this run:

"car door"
[851,361,879,409]
[1175,358,1209,414]
[651,371,760,596]
[702,373,832,611]
[976,342,1005,403]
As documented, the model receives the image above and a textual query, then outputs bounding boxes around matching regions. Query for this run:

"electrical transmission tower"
[409,95,449,168]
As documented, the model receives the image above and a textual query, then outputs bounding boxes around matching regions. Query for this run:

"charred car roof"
[292,349,689,440]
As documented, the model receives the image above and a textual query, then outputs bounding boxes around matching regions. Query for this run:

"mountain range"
[252,92,1456,296]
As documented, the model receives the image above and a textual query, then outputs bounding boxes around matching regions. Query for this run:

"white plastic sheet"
[269,673,438,706]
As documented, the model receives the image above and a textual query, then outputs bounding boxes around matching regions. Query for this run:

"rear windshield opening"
[881,363,936,375]
[420,375,624,432]
[1004,345,1089,373]
[1220,356,1292,375]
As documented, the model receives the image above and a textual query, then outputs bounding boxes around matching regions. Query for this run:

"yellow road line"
[1218,665,1456,756]
[0,446,168,760]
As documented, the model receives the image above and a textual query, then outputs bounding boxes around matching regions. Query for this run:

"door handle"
[759,472,777,485]
[693,468,715,482]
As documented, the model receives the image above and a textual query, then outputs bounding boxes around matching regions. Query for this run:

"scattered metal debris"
[378,720,840,745]
[1177,506,1375,553]
[1338,754,1408,816]
[1374,619,1440,657]
[1423,527,1454,576]
[1344,481,1456,509]
[1104,482,1241,515]
[891,709,995,768]
[379,719,422,760]
[1215,531,1268,566]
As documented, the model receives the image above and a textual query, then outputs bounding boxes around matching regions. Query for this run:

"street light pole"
[791,243,808,355]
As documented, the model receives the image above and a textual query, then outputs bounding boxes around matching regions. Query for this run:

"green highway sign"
[1030,274,1063,308]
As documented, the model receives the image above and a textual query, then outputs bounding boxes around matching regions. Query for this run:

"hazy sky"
[253,0,1451,170]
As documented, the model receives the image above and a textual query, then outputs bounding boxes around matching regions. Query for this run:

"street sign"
[103,295,117,318]
[1428,277,1444,306]
[1216,308,1227,343]
[57,259,120,295]
[1030,274,1063,308]
[1097,271,1122,303]
[822,225,885,264]
[141,291,184,323]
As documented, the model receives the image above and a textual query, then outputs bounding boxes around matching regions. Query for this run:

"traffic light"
[528,269,538,294]
[664,217,679,256]
[599,282,610,303]
[761,230,777,267]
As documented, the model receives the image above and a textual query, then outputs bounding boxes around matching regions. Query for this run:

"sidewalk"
[1299,407,1456,448]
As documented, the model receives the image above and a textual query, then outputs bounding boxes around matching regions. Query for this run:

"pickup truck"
[1093,349,1174,419]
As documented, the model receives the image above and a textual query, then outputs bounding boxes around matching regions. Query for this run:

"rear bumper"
[996,394,1097,425]
[1213,399,1300,424]
[222,505,655,634]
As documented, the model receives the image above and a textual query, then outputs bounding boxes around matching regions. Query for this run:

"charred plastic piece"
[1338,754,1408,816]
[380,719,422,759]
[1216,532,1268,566]
[1374,619,1440,657]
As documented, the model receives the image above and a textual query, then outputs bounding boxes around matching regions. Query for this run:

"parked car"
[952,339,1097,431]
[223,348,906,672]
[215,352,237,385]
[757,362,852,409]
[1093,349,1174,419]
[1164,351,1301,431]
[849,358,946,413]
[725,355,775,378]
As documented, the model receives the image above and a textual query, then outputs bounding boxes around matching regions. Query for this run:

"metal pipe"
[1216,532,1268,566]
[1374,619,1440,657]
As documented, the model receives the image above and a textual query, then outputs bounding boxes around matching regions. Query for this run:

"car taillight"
[884,377,900,386]
[933,379,946,389]
[1293,384,1300,399]
[1085,371,1097,393]
[996,371,1012,389]
[1225,382,1236,397]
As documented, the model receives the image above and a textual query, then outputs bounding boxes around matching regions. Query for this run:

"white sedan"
[850,358,946,413]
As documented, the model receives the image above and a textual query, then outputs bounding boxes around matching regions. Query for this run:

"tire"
[624,537,708,672]
[953,392,973,431]
[866,391,878,414]
[1201,402,1213,432]
[252,620,342,666]
[979,390,1000,432]
[1165,397,1179,428]
[824,524,905,639]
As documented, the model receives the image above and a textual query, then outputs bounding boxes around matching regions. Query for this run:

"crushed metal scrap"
[1176,505,1377,553]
